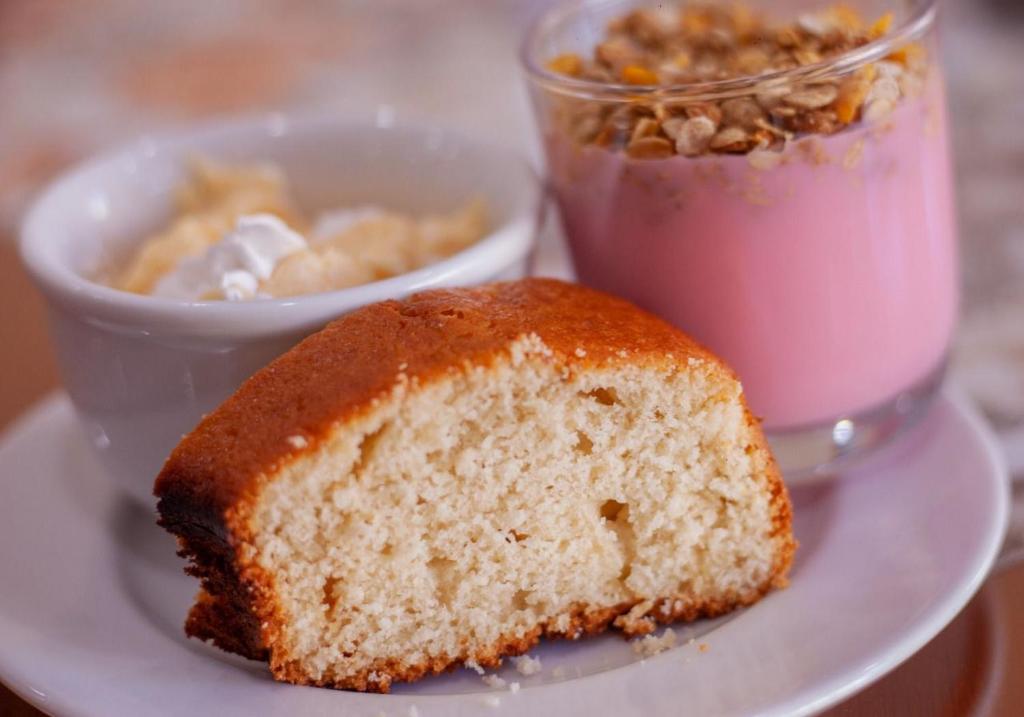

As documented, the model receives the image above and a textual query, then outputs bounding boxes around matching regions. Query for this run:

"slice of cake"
[155,278,794,692]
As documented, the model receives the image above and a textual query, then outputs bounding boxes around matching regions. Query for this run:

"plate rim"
[763,386,1010,716]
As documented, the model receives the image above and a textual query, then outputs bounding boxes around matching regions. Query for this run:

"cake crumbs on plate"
[509,681,521,694]
[551,665,567,679]
[512,654,542,676]
[698,642,710,653]
[482,674,507,689]
[481,694,502,708]
[464,659,485,675]
[631,627,678,657]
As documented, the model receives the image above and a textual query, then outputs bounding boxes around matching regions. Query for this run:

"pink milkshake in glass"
[523,0,957,477]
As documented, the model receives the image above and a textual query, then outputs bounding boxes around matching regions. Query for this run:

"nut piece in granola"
[720,97,766,128]
[783,85,840,110]
[663,116,717,156]
[627,135,675,159]
[709,126,752,153]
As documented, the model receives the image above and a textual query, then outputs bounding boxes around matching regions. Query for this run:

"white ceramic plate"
[0,389,1007,717]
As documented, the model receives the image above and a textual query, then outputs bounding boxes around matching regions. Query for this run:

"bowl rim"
[19,111,542,335]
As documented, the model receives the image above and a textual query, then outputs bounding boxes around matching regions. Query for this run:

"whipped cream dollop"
[152,214,306,300]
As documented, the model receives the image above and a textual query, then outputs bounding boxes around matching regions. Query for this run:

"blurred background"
[0,0,1022,714]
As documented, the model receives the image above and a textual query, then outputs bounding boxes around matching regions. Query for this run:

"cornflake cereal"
[545,3,927,159]
[111,158,487,299]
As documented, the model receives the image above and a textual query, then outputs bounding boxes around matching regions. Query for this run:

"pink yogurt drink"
[547,74,957,430]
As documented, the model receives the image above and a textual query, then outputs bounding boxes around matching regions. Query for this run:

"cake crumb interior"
[250,336,777,688]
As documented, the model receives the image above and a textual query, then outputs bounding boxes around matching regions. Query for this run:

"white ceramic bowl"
[20,113,541,505]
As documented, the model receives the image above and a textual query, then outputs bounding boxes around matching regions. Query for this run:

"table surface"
[1,0,1023,714]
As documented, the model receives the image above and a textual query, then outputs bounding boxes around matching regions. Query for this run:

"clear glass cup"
[521,0,957,480]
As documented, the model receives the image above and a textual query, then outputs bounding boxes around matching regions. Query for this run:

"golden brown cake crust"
[155,278,795,691]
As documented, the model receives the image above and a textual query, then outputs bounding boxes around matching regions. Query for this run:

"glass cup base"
[767,360,947,484]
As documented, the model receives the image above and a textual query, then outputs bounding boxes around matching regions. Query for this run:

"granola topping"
[544,2,929,160]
